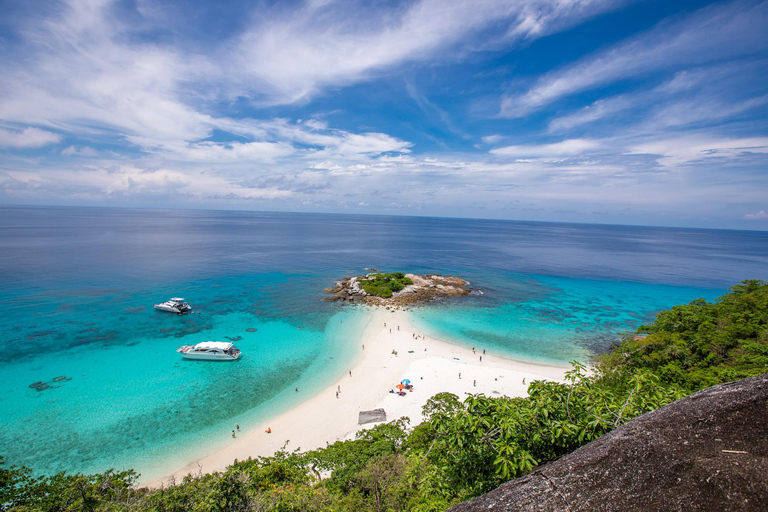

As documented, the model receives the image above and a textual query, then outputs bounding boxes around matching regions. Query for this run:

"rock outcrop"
[324,273,477,306]
[450,373,768,512]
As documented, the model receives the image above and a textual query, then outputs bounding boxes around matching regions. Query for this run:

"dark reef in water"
[29,376,72,391]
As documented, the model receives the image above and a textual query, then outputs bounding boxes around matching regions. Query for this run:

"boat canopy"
[170,297,185,302]
[194,341,233,350]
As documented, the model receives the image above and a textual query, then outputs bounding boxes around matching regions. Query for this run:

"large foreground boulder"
[450,373,768,512]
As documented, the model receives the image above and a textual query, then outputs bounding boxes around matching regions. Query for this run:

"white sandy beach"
[148,308,570,487]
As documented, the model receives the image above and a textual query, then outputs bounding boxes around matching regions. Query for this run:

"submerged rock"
[449,373,768,512]
[29,381,50,391]
[245,328,258,332]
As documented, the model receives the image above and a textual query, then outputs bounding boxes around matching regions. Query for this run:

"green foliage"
[406,362,683,503]
[0,457,142,512]
[599,279,768,391]
[359,273,413,298]
[4,280,766,511]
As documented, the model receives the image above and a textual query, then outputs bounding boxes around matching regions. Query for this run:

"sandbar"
[147,307,570,487]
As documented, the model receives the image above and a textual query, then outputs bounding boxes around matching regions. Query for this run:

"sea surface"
[1,206,766,480]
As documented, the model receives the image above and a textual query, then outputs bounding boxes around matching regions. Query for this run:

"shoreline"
[146,307,570,487]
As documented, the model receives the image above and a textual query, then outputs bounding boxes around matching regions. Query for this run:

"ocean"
[1,206,766,480]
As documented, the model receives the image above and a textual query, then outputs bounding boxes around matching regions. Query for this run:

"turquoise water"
[1,272,371,480]
[410,275,721,365]
[1,207,765,479]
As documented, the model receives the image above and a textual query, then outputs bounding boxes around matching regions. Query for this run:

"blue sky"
[1,0,767,229]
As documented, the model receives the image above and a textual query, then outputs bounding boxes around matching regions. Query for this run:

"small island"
[324,271,478,306]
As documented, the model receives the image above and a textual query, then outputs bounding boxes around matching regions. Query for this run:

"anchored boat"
[177,341,241,361]
[154,297,192,314]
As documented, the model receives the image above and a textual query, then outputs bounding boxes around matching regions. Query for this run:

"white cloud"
[62,145,98,157]
[491,139,601,157]
[234,0,624,104]
[548,62,768,133]
[645,94,768,130]
[322,132,412,157]
[743,210,768,219]
[156,141,296,162]
[1,164,293,202]
[0,0,215,146]
[628,137,768,169]
[548,95,635,132]
[501,1,768,117]
[481,134,506,144]
[0,127,62,148]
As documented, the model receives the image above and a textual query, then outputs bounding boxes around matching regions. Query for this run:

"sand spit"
[147,308,568,487]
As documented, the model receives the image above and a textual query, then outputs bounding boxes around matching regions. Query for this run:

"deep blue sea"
[1,206,766,480]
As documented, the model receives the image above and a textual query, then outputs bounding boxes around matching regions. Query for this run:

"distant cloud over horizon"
[0,0,766,230]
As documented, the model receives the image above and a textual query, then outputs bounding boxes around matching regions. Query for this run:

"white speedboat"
[154,297,192,314]
[177,341,241,361]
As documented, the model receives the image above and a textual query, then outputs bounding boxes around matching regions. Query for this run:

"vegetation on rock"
[2,280,766,511]
[358,273,413,298]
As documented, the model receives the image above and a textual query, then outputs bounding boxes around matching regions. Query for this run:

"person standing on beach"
[459,372,461,379]
[336,391,339,398]
[480,356,483,362]
[232,430,236,438]
[236,424,240,431]
[473,379,476,387]
[349,371,352,377]
[523,378,526,385]
[337,385,341,393]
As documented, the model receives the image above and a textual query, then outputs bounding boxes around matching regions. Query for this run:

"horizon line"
[1,202,767,234]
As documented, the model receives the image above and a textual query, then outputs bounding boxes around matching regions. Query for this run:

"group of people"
[231,423,271,437]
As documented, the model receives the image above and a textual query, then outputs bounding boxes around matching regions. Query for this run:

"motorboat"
[154,297,192,314]
[177,341,241,361]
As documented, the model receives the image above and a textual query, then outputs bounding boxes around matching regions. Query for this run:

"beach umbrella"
[401,379,411,385]
[396,384,406,390]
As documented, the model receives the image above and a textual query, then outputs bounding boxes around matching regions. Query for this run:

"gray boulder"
[450,373,768,512]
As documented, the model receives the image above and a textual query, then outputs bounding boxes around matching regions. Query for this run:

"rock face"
[450,374,768,512]
[324,272,475,306]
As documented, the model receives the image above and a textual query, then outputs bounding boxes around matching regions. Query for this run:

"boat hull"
[180,352,240,361]
[154,304,192,313]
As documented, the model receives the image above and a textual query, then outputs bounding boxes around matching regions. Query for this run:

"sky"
[0,0,767,229]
